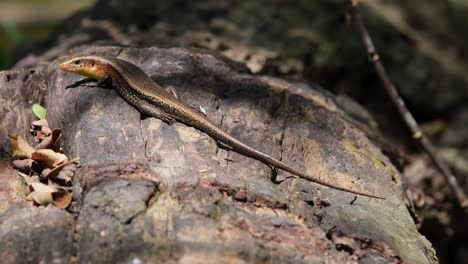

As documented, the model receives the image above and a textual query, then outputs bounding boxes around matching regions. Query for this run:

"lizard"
[59,55,384,199]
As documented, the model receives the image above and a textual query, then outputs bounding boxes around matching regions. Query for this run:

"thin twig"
[345,0,468,207]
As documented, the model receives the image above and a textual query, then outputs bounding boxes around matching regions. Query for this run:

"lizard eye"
[74,60,81,65]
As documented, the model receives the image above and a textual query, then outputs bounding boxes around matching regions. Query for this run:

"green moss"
[343,140,359,154]
[17,176,27,199]
[371,156,385,169]
[210,199,226,222]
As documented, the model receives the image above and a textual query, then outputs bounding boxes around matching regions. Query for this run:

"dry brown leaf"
[28,182,57,192]
[30,119,48,131]
[41,125,52,136]
[52,191,72,209]
[26,182,56,205]
[11,134,35,159]
[26,191,54,206]
[30,119,52,142]
[32,149,68,168]
[47,178,60,187]
[35,131,46,143]
[35,129,62,150]
[30,119,51,133]
[26,182,72,208]
[12,159,35,173]
[22,175,41,185]
[17,171,41,186]
[41,168,53,178]
[43,158,79,185]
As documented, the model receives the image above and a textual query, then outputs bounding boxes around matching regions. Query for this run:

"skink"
[59,55,383,199]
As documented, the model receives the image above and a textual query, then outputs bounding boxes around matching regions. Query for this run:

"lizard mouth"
[58,57,105,80]
[59,63,70,71]
[59,60,79,72]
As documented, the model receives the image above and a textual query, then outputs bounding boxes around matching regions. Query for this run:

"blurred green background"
[0,0,95,69]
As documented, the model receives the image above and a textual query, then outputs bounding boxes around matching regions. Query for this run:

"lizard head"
[59,56,108,80]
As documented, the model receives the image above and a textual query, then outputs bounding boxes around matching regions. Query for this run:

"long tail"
[199,120,384,199]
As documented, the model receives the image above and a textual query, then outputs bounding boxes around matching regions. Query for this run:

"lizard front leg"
[66,74,113,89]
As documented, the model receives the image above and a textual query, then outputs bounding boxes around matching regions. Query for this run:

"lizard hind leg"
[165,86,180,100]
[136,99,176,124]
[216,140,234,151]
[162,86,207,118]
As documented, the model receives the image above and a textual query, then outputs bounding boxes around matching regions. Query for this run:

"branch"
[345,0,468,207]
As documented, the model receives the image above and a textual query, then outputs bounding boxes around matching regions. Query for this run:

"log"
[0,45,436,263]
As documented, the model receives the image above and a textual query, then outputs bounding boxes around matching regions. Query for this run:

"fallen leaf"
[34,130,46,143]
[30,119,51,142]
[52,191,72,209]
[41,168,53,178]
[31,119,49,129]
[26,191,53,206]
[28,182,57,193]
[12,159,35,173]
[32,149,68,168]
[16,171,41,186]
[26,182,56,205]
[11,135,35,159]
[22,174,41,185]
[26,182,72,208]
[42,158,79,185]
[35,129,62,150]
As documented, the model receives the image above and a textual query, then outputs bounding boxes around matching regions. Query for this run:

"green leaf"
[32,104,47,120]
